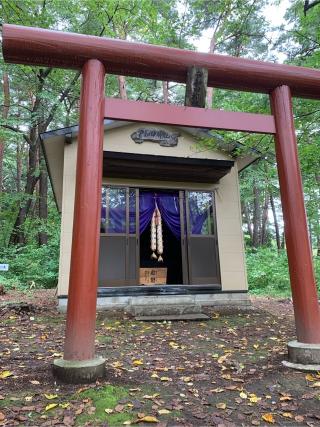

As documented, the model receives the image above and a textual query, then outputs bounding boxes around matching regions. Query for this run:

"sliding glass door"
[98,186,138,286]
[185,191,220,285]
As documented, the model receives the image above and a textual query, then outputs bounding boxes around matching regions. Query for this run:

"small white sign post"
[0,264,9,272]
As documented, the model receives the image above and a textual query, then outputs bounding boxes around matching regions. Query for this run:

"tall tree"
[0,71,10,192]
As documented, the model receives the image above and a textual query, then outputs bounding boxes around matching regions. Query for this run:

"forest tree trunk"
[16,141,22,193]
[9,135,39,245]
[261,192,269,245]
[252,182,261,247]
[162,81,169,104]
[38,155,48,245]
[270,192,281,250]
[242,201,253,244]
[0,72,10,192]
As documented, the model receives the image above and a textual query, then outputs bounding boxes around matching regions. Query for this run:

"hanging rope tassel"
[150,209,157,259]
[156,204,164,262]
[150,202,164,262]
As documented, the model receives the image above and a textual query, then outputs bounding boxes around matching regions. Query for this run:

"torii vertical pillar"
[271,85,320,371]
[53,59,106,383]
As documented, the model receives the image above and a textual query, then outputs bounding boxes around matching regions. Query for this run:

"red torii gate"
[3,24,320,382]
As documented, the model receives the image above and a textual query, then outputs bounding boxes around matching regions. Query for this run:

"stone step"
[127,303,203,317]
[135,313,209,321]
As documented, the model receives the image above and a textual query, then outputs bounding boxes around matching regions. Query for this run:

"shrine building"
[41,120,256,311]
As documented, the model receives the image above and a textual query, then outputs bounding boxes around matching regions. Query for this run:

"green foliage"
[0,192,21,247]
[246,247,320,296]
[0,210,60,289]
[188,0,270,58]
[0,239,59,289]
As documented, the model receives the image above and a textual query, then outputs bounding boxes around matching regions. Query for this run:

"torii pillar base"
[283,341,320,372]
[53,357,105,384]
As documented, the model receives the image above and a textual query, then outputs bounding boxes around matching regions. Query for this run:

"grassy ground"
[0,290,320,426]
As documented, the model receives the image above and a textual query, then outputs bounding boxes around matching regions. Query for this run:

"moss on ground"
[0,397,12,409]
[96,334,113,344]
[34,315,63,324]
[206,314,252,329]
[75,385,134,426]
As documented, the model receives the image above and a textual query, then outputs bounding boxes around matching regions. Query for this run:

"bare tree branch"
[304,0,320,15]
[0,124,32,145]
[40,71,81,131]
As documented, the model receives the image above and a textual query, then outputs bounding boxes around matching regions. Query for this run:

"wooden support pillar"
[270,85,320,344]
[185,66,208,108]
[63,59,105,360]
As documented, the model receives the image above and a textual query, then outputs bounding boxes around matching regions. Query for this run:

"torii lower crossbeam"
[104,98,276,134]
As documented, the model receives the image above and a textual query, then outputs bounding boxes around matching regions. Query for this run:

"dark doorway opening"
[139,192,183,285]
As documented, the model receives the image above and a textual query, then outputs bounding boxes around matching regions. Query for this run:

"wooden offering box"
[139,268,167,285]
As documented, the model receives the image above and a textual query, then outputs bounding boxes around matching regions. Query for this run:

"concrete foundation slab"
[283,340,320,372]
[135,313,209,321]
[58,292,250,312]
[53,357,106,384]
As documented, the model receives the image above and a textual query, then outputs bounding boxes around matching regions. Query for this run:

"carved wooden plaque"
[131,128,180,147]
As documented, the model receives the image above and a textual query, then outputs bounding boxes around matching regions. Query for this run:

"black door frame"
[100,184,221,287]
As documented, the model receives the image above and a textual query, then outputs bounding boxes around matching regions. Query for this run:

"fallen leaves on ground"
[136,415,159,423]
[44,393,58,400]
[216,402,227,409]
[0,371,13,379]
[262,413,275,423]
[45,403,58,411]
[1,291,319,426]
[132,359,144,366]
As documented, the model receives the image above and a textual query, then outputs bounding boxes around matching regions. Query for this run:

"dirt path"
[0,290,319,426]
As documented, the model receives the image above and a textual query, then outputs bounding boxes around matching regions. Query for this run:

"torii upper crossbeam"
[3,23,320,98]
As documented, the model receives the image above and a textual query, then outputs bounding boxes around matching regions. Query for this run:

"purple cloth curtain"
[139,192,155,235]
[190,210,208,234]
[101,190,211,236]
[101,206,124,233]
[101,191,181,238]
[188,193,213,235]
[101,207,135,234]
[139,192,181,239]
